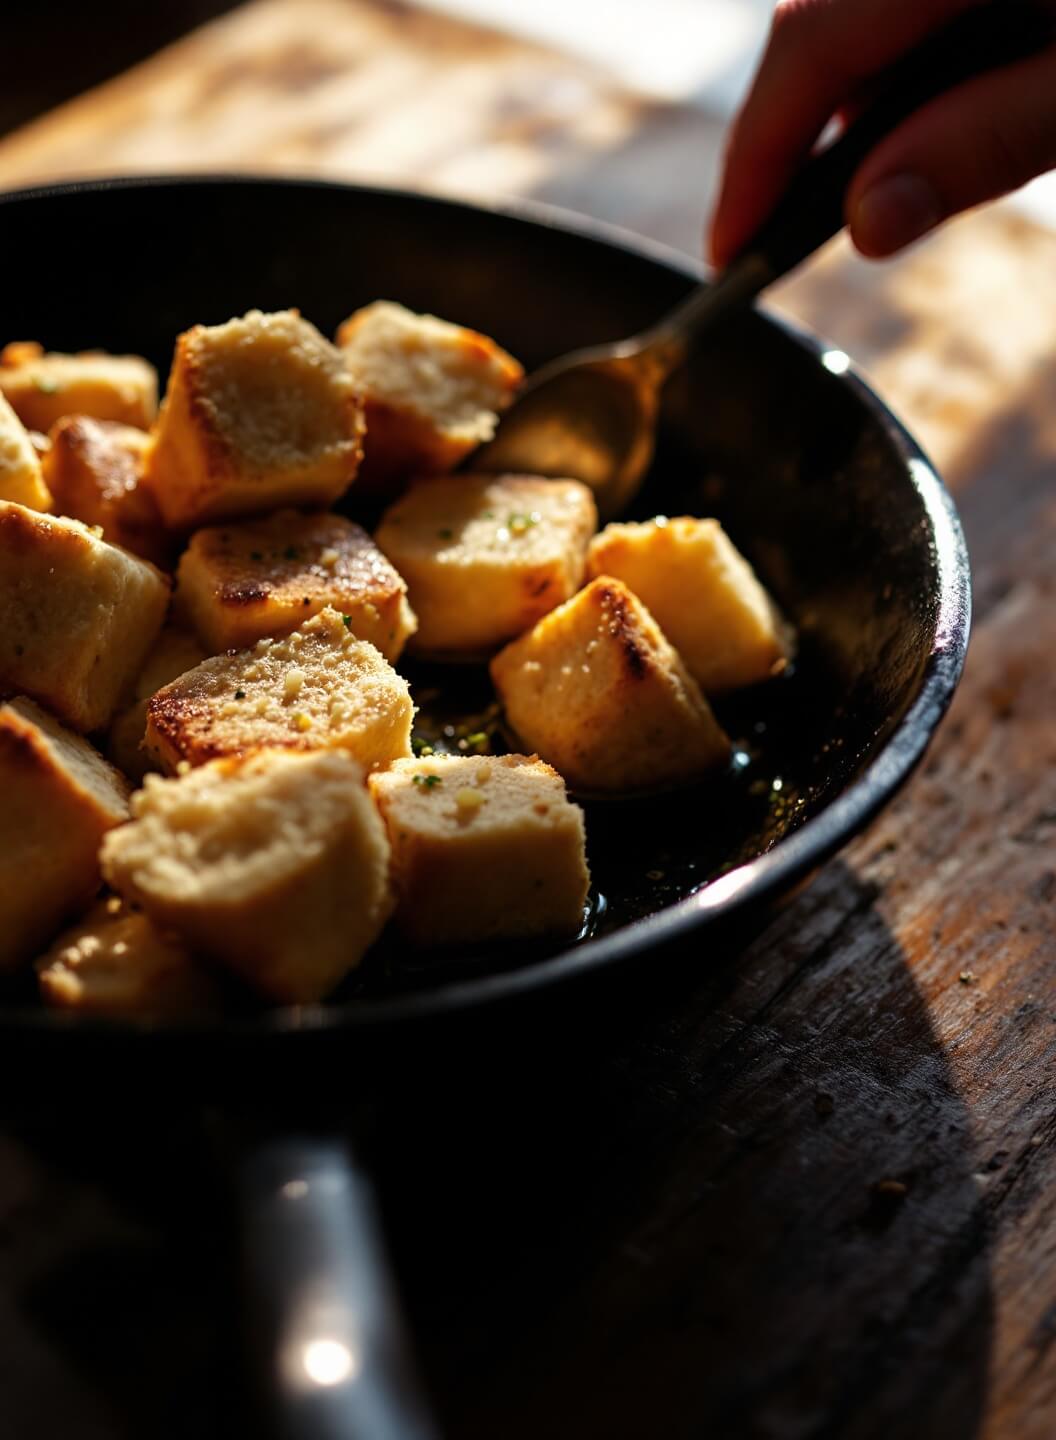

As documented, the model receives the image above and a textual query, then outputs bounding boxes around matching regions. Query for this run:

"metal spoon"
[470,0,1049,520]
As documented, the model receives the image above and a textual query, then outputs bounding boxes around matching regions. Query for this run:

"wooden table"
[2,3,1055,1437]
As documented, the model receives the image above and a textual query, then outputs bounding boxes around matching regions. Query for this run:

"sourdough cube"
[0,390,52,511]
[102,749,394,1003]
[369,754,588,945]
[375,474,597,652]
[0,341,157,432]
[43,416,169,566]
[0,502,170,732]
[144,310,365,529]
[0,698,130,971]
[108,626,209,782]
[337,301,523,486]
[176,509,416,658]
[37,897,217,1018]
[145,607,413,773]
[587,518,793,693]
[490,577,730,793]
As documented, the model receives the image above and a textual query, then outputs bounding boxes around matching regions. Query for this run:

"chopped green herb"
[482,510,496,520]
[465,731,488,751]
[508,511,540,534]
[437,528,454,541]
[342,614,354,630]
[234,689,246,700]
[32,376,60,395]
[411,737,435,757]
[413,774,442,789]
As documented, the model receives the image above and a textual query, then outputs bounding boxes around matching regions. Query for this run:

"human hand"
[709,0,1056,266]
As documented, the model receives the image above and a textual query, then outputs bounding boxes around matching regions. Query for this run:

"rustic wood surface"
[2,2,1055,1437]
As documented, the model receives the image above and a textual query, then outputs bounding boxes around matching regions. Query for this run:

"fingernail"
[852,174,941,257]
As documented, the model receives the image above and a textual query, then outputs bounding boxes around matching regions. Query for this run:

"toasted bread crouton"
[109,626,209,782]
[37,897,217,1018]
[375,474,597,653]
[43,416,169,567]
[102,749,393,1002]
[337,301,522,486]
[0,341,157,432]
[369,754,588,946]
[587,518,793,693]
[490,577,730,793]
[0,390,52,511]
[144,310,365,530]
[0,502,170,732]
[0,698,130,972]
[176,510,416,658]
[146,607,413,774]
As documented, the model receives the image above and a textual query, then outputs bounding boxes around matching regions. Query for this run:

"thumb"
[847,45,1056,257]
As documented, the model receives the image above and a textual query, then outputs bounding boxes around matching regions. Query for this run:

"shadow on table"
[1,860,990,1440]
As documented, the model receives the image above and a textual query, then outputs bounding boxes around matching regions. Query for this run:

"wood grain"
[1,2,1055,1437]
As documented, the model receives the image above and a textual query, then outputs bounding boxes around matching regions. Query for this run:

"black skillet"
[0,172,970,1437]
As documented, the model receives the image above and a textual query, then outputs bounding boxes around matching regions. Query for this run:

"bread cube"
[587,518,793,693]
[43,415,169,567]
[176,509,416,658]
[143,310,365,530]
[146,607,413,773]
[0,390,52,511]
[375,474,597,653]
[102,749,394,1003]
[490,577,730,793]
[108,626,209,782]
[37,897,217,1018]
[369,754,589,946]
[336,301,522,486]
[0,697,130,972]
[0,340,157,432]
[0,502,170,732]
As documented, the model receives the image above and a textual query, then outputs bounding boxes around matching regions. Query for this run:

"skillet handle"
[238,1135,440,1440]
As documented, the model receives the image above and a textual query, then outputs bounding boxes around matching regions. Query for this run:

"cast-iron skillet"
[0,176,970,1438]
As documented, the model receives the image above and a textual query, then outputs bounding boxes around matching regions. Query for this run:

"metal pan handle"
[237,1134,440,1440]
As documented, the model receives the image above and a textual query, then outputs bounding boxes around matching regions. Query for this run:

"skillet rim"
[0,173,972,1040]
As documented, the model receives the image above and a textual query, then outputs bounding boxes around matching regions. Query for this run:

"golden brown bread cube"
[374,474,597,653]
[0,502,170,732]
[0,340,157,432]
[0,390,52,511]
[176,509,416,658]
[145,607,413,773]
[43,416,170,567]
[143,310,365,530]
[490,577,730,793]
[101,749,394,1003]
[336,301,523,486]
[587,517,793,693]
[37,897,217,1018]
[0,697,130,972]
[108,626,209,782]
[369,754,589,946]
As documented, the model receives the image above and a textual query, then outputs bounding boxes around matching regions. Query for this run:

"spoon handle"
[746,0,1053,282]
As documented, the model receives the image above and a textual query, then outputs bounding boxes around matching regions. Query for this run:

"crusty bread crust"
[369,753,589,945]
[176,509,416,658]
[375,473,597,652]
[0,501,171,732]
[0,341,158,432]
[0,697,129,972]
[491,576,730,793]
[101,749,394,1002]
[587,518,793,693]
[144,311,365,529]
[44,416,169,567]
[145,607,413,773]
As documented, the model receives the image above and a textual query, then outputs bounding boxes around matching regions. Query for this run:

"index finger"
[708,0,970,267]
